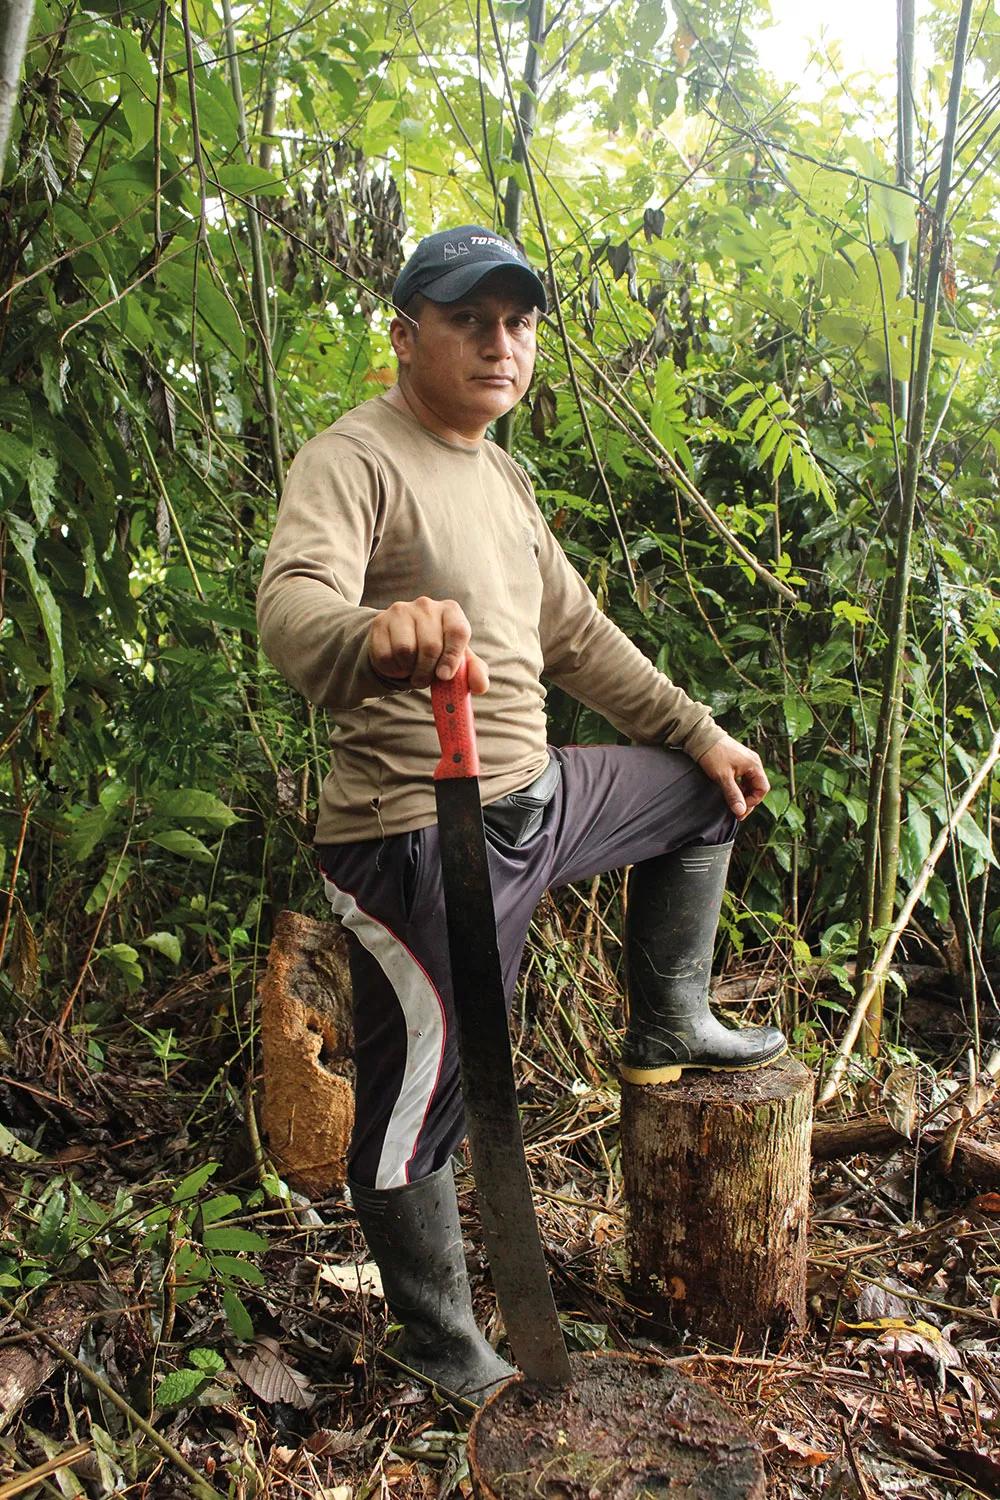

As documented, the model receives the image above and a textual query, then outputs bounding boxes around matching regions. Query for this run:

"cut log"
[621,1055,813,1349]
[812,1114,907,1160]
[259,909,355,1197]
[933,1135,1000,1194]
[0,1282,102,1432]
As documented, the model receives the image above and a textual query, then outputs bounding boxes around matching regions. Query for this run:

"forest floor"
[2,910,999,1500]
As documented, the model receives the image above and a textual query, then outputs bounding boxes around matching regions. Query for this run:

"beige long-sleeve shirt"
[257,395,724,842]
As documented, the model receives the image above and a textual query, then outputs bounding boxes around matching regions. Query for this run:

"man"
[257,226,786,1402]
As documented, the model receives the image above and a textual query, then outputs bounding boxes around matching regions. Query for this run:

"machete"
[431,660,572,1387]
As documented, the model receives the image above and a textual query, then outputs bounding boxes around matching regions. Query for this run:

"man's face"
[390,272,538,438]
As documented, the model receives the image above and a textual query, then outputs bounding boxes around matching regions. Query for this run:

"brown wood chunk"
[259,909,355,1197]
[0,1283,103,1433]
[811,1114,907,1160]
[469,1351,765,1499]
[621,1055,813,1349]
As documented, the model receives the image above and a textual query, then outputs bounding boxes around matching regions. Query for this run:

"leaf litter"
[0,923,998,1498]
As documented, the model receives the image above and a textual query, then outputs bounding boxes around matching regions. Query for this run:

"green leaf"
[0,1121,40,1163]
[209,1253,266,1285]
[955,812,997,869]
[150,830,215,862]
[872,182,916,245]
[223,1287,254,1342]
[141,931,181,963]
[203,1227,269,1253]
[96,942,143,990]
[85,856,133,916]
[35,1188,66,1254]
[201,1193,242,1224]
[172,1161,220,1203]
[148,789,239,829]
[832,600,873,627]
[365,98,396,129]
[212,163,287,199]
[782,694,813,743]
[155,1367,206,1407]
[27,450,58,529]
[189,1348,226,1374]
[5,514,65,718]
[195,269,246,361]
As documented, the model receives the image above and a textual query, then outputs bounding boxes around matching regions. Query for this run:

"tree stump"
[469,1352,765,1500]
[259,910,355,1197]
[621,1054,813,1349]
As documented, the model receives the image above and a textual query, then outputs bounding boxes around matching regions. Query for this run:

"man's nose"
[480,318,514,358]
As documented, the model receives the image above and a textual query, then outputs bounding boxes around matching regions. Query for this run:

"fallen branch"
[818,725,1000,1106]
[0,1442,91,1500]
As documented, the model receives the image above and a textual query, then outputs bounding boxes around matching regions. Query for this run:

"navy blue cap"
[392,225,548,313]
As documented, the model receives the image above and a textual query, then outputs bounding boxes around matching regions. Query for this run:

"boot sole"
[619,1038,789,1086]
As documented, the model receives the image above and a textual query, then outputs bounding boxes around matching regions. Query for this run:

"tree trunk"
[495,0,545,454]
[0,0,34,188]
[621,1056,813,1348]
[855,0,974,1055]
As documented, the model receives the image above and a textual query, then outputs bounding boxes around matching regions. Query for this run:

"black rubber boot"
[348,1161,514,1404]
[620,841,787,1084]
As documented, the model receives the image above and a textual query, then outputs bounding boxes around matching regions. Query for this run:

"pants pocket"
[400,828,425,922]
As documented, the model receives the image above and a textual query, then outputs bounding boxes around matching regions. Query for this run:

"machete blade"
[432,668,571,1388]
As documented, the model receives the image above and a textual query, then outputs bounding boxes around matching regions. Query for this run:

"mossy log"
[621,1054,813,1349]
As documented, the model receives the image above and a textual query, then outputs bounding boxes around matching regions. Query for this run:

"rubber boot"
[348,1161,514,1404]
[620,841,787,1084]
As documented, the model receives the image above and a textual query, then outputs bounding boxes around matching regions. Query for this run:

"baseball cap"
[392,225,548,313]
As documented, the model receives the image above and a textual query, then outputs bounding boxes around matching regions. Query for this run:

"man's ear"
[389,312,418,365]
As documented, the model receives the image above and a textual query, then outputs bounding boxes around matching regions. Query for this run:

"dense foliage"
[1,0,997,1065]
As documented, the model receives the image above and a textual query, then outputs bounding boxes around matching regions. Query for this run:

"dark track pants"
[317,744,737,1190]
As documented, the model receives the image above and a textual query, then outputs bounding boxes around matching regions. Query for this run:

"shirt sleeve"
[533,511,725,761]
[256,432,404,711]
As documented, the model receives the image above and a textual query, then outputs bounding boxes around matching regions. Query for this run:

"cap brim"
[420,260,547,313]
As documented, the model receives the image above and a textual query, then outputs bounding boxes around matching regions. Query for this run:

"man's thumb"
[724,775,747,817]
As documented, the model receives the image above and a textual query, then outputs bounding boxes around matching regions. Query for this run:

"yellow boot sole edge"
[619,1038,789,1086]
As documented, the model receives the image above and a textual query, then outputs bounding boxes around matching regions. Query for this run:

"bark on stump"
[621,1054,813,1349]
[259,909,355,1197]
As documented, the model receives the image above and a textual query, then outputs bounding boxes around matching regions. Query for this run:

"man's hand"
[697,734,770,821]
[368,597,490,693]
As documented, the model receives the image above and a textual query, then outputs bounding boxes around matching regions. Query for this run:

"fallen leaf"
[882,1065,919,1139]
[765,1426,835,1466]
[227,1336,315,1409]
[307,1424,373,1457]
[856,1281,912,1323]
[316,1260,384,1297]
[850,1318,962,1388]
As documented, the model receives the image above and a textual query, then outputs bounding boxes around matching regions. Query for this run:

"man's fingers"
[740,763,770,812]
[369,598,483,690]
[433,601,473,682]
[371,609,417,679]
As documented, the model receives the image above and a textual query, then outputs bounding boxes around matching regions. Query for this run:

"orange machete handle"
[431,657,480,780]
